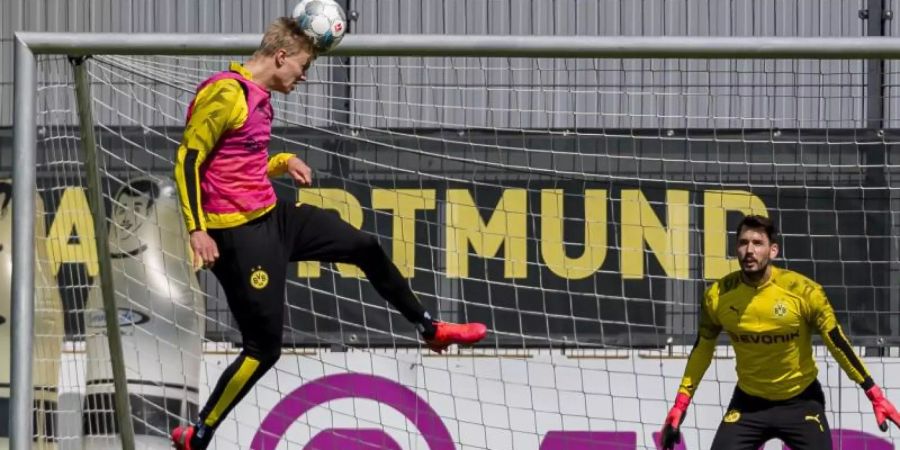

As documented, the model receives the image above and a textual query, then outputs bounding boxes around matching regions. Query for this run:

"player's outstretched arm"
[821,324,900,432]
[660,391,691,450]
[809,286,900,432]
[659,334,716,450]
[865,384,900,432]
[819,324,900,431]
[660,290,720,450]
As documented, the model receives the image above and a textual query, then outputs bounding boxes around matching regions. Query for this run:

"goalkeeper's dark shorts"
[710,379,831,450]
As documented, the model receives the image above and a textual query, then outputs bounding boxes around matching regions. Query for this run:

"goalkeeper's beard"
[741,259,770,283]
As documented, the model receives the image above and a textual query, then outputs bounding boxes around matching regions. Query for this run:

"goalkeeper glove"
[659,392,691,450]
[865,385,900,432]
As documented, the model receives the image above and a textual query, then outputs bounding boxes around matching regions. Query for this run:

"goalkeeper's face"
[736,226,779,277]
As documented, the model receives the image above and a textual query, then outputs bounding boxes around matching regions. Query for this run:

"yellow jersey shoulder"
[707,270,743,300]
[769,266,823,301]
[703,270,742,318]
[194,77,249,131]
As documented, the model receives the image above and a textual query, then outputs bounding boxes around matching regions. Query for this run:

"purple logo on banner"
[540,431,636,449]
[305,428,403,450]
[250,373,454,450]
[784,430,894,450]
[251,373,895,450]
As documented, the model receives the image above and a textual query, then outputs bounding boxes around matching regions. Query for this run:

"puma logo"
[805,414,824,432]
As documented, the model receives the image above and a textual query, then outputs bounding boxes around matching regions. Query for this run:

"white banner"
[59,350,900,450]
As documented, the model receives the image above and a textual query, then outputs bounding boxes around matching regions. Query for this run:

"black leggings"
[710,379,832,450]
[198,201,427,429]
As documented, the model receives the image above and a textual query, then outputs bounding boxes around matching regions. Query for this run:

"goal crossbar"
[17,33,900,57]
[11,32,900,450]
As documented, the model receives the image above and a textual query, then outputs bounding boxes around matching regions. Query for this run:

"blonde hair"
[254,17,316,58]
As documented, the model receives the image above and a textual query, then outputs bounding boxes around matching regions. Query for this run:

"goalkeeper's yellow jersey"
[678,265,873,401]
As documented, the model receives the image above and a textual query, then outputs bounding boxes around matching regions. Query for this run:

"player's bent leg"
[346,234,489,350]
[775,400,832,450]
[173,218,288,450]
[287,205,428,322]
[286,204,488,350]
[774,379,832,450]
[708,407,771,450]
[172,345,283,450]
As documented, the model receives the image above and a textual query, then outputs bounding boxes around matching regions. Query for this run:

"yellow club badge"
[250,266,269,290]
[723,409,741,423]
[774,300,787,318]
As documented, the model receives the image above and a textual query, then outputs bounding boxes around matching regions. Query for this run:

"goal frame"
[12,32,900,450]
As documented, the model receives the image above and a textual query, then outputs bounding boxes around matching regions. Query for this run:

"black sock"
[190,421,214,449]
[418,312,436,339]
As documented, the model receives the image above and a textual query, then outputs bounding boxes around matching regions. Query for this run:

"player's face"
[736,226,778,276]
[273,49,314,94]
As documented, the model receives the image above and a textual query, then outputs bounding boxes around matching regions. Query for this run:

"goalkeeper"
[169,17,487,450]
[659,215,900,450]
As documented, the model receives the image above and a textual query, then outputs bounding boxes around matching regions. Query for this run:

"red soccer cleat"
[170,425,196,450]
[425,321,488,353]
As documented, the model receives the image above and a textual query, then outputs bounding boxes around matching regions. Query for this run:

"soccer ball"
[291,0,347,52]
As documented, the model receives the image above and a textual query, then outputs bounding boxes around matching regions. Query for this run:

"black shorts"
[710,379,831,450]
[208,201,377,355]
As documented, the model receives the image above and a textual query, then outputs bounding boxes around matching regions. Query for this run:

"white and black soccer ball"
[291,0,347,52]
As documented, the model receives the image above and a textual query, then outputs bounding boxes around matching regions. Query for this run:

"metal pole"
[862,0,895,353]
[865,0,885,129]
[17,33,900,59]
[71,56,137,450]
[10,35,37,450]
[329,0,352,194]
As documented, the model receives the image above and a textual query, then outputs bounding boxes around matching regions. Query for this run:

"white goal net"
[9,44,900,450]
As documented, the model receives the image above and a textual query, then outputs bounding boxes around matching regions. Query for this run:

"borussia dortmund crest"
[250,266,269,290]
[774,301,787,318]
[723,409,741,423]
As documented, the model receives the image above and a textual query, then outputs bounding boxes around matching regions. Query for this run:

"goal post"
[11,32,900,450]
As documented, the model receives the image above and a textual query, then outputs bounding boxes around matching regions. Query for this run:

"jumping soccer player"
[659,215,900,450]
[170,17,487,450]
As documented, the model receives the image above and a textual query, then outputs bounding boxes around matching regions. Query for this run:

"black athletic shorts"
[208,200,375,355]
[710,379,831,450]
